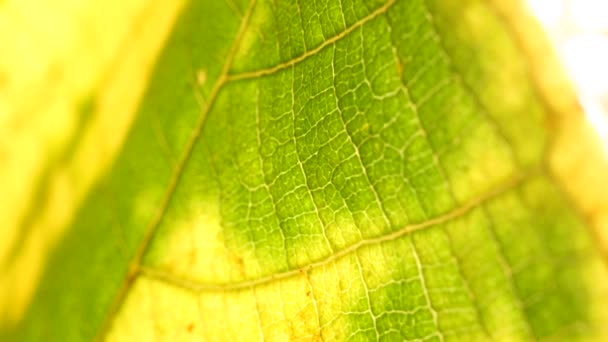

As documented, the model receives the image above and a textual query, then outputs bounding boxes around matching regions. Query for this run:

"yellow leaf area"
[2,0,608,341]
[0,0,185,324]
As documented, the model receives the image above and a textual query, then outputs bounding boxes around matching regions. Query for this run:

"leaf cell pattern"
[6,0,608,341]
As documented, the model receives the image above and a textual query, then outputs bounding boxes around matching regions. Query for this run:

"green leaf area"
[5,0,608,341]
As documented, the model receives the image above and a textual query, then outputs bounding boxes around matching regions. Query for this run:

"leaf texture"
[2,0,608,341]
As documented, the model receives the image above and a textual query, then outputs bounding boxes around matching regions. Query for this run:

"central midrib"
[95,0,260,339]
[96,1,401,339]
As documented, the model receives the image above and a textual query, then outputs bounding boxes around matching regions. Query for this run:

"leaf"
[2,0,608,341]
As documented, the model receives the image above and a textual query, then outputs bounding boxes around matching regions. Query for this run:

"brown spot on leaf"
[231,253,246,276]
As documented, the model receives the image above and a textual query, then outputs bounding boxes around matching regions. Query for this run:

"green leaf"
[2,0,608,341]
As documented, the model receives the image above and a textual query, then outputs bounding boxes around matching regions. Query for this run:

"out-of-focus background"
[528,0,608,152]
[0,0,184,323]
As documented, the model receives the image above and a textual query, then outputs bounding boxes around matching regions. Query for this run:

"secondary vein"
[139,167,540,293]
[94,0,258,339]
[226,0,397,82]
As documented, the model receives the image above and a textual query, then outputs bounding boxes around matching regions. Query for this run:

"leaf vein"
[138,167,539,293]
[226,0,397,82]
[95,0,258,339]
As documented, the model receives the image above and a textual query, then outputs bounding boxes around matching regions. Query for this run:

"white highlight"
[527,0,566,27]
[527,0,608,153]
[560,35,608,97]
[581,97,608,142]
[570,0,608,32]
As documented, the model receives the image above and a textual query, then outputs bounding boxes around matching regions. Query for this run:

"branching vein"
[226,0,397,82]
[139,167,540,293]
[95,0,258,339]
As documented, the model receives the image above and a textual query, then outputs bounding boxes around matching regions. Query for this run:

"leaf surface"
[2,0,608,341]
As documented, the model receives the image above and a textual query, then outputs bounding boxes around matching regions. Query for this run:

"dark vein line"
[138,167,539,292]
[94,1,258,339]
[226,0,397,82]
